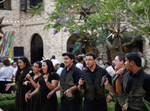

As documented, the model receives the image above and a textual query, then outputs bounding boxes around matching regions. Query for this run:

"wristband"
[109,93,113,97]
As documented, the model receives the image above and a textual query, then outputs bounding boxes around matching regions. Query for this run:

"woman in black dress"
[5,56,31,111]
[25,61,43,111]
[28,60,59,111]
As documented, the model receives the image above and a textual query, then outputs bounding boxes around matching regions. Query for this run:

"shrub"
[0,99,15,111]
[0,93,15,101]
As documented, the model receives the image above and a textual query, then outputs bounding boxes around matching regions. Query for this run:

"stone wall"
[1,0,70,63]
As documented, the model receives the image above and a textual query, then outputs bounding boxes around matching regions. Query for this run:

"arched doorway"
[31,34,43,64]
[67,34,84,56]
[67,34,99,56]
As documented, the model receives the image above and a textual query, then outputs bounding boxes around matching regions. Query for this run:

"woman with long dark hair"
[5,56,31,111]
[28,60,59,111]
[25,61,43,111]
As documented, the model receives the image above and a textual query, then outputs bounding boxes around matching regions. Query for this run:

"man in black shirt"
[116,52,150,111]
[47,52,82,111]
[114,54,127,111]
[77,52,112,111]
[104,54,127,111]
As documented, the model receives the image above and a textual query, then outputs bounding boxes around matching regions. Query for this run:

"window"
[0,0,11,10]
[30,0,43,7]
[20,0,43,11]
[20,0,27,11]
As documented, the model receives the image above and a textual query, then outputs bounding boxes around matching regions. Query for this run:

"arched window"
[31,34,43,64]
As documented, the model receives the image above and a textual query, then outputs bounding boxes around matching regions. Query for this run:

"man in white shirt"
[76,56,84,70]
[51,55,60,67]
[105,62,115,77]
[56,63,65,76]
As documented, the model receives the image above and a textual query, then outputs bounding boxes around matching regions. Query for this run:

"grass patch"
[107,102,115,111]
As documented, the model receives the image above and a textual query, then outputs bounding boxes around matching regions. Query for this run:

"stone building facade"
[0,0,70,63]
[0,0,150,67]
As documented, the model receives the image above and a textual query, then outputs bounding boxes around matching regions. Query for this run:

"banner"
[0,31,14,58]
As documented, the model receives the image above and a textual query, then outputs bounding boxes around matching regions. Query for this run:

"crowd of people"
[0,52,150,111]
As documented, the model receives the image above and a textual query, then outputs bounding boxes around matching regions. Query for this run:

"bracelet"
[109,93,113,97]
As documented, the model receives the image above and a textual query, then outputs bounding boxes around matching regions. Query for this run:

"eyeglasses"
[32,66,39,68]
[114,60,120,62]
[85,59,94,62]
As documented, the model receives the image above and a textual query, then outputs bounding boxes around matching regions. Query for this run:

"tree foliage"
[27,0,150,53]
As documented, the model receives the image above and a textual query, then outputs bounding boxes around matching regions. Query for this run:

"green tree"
[28,0,150,59]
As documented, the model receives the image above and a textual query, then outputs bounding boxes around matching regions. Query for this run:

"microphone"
[101,73,108,86]
[80,77,84,89]
[113,68,124,82]
[24,70,33,81]
[113,74,120,82]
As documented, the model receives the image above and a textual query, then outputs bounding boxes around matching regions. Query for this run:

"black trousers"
[115,101,122,111]
[83,98,107,111]
[0,81,12,93]
[61,96,81,111]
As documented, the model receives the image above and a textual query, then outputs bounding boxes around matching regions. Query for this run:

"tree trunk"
[106,47,112,63]
[119,37,123,54]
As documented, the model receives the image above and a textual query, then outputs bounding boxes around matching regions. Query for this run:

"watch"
[109,93,113,97]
